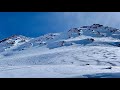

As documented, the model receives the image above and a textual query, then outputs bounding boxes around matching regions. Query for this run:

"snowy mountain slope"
[1,24,120,65]
[0,65,120,78]
[0,45,120,66]
[14,24,120,50]
[1,24,120,52]
[0,35,30,52]
[0,24,120,77]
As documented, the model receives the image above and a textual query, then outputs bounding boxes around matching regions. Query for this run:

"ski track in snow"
[0,46,120,66]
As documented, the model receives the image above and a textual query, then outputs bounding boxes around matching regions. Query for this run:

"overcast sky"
[0,12,120,39]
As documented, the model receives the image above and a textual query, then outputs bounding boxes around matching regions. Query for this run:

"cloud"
[61,12,120,29]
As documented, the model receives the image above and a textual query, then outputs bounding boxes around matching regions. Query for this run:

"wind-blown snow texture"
[1,24,120,78]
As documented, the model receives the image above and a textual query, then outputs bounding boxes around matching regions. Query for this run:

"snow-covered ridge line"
[1,24,120,52]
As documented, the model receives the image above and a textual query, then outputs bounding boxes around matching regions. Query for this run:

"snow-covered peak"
[0,35,30,52]
[1,24,120,52]
[0,35,29,43]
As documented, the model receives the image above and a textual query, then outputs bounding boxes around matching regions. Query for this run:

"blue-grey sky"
[0,12,120,39]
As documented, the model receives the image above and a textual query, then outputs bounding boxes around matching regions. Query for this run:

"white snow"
[0,24,120,78]
[0,65,119,78]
